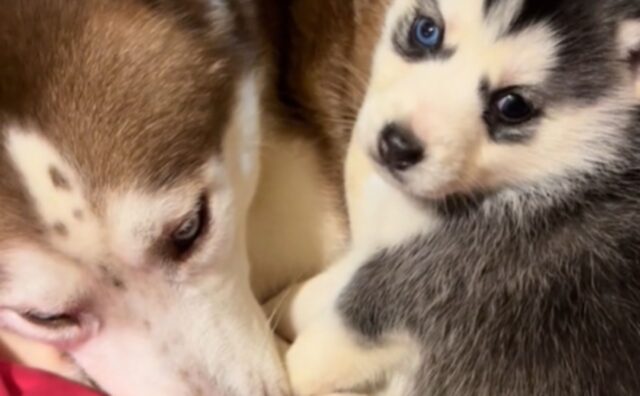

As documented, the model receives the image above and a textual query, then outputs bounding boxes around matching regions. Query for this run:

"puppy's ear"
[619,19,640,98]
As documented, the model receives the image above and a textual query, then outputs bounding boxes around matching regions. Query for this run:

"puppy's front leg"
[287,315,410,396]
[265,248,371,342]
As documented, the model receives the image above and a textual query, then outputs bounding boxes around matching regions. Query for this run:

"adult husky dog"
[0,1,289,394]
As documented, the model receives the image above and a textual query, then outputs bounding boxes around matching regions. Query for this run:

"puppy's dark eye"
[170,196,208,259]
[410,16,442,50]
[493,92,535,124]
[22,311,78,329]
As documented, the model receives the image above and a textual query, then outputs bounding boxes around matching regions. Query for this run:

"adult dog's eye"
[22,311,79,329]
[493,92,535,124]
[172,214,202,249]
[170,196,208,259]
[410,16,442,50]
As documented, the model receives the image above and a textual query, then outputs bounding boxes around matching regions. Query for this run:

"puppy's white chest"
[346,145,439,252]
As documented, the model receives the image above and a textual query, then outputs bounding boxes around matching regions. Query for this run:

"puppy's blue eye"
[411,17,441,49]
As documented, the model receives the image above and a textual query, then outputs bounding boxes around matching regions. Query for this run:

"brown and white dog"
[0,0,290,395]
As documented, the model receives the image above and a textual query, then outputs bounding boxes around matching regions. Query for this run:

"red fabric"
[0,362,103,396]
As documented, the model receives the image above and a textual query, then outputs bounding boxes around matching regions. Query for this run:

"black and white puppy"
[286,0,640,395]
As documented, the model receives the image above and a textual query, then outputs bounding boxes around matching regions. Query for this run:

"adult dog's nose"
[377,123,424,171]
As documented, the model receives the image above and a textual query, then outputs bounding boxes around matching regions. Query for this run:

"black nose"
[378,123,424,171]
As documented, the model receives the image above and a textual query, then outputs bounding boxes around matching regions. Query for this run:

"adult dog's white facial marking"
[5,127,103,263]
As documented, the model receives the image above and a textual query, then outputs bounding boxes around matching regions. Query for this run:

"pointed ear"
[619,19,640,98]
[144,0,232,33]
[143,0,256,59]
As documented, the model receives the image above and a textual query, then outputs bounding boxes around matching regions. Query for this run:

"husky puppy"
[0,0,289,395]
[286,1,640,395]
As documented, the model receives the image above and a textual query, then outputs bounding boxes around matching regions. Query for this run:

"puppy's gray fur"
[338,1,640,394]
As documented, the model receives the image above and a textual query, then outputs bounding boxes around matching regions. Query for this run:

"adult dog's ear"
[145,0,256,46]
[144,0,230,34]
[619,19,640,98]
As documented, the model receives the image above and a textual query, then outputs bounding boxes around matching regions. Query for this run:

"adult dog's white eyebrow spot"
[5,126,103,262]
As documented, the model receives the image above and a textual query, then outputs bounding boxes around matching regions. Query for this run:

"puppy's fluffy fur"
[285,1,640,395]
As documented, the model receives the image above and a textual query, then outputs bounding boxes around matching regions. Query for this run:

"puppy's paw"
[288,318,404,396]
[286,321,361,395]
[322,393,369,396]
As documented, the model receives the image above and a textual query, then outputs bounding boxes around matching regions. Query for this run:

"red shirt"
[0,362,103,396]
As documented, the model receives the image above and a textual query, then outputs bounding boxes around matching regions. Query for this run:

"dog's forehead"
[2,127,205,264]
[384,0,622,101]
[0,0,243,257]
[0,0,241,192]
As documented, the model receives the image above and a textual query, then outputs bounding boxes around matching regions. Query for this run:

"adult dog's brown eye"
[170,195,208,259]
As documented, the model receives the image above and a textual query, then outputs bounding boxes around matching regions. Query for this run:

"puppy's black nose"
[378,123,424,171]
